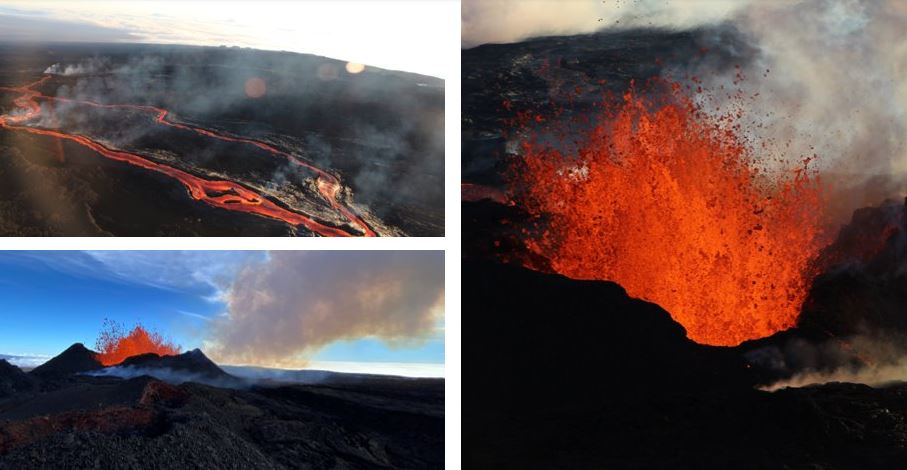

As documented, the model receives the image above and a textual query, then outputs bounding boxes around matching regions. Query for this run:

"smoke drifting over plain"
[754,333,907,392]
[44,57,111,76]
[206,251,444,368]
[25,45,445,235]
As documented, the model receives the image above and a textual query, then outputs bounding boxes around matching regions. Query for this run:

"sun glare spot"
[345,62,365,74]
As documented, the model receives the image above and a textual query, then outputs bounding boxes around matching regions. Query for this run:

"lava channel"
[0,75,374,236]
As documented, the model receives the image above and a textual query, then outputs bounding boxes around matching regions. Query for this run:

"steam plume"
[675,1,907,226]
[205,251,444,368]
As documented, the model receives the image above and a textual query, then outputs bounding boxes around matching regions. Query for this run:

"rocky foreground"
[0,346,443,469]
[463,195,907,468]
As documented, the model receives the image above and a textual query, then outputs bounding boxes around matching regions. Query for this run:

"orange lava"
[95,322,180,366]
[508,83,824,346]
[0,75,375,237]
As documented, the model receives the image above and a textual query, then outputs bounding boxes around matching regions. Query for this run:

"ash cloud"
[666,1,907,227]
[205,251,444,368]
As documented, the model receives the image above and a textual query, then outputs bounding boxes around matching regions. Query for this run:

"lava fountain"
[508,82,825,346]
[95,321,181,366]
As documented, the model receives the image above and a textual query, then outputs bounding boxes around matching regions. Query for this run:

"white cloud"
[205,251,444,368]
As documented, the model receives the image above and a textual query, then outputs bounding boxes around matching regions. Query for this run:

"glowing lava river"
[0,75,375,237]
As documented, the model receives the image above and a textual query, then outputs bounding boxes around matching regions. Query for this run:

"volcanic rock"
[29,343,102,378]
[463,258,907,468]
[465,260,752,402]
[798,198,907,337]
[116,349,231,380]
[0,359,34,397]
[0,372,443,468]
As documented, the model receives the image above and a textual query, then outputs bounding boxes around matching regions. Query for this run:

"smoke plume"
[673,1,907,227]
[44,57,111,76]
[205,251,444,368]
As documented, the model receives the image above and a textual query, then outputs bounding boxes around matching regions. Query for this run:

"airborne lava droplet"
[95,320,181,366]
[508,81,824,346]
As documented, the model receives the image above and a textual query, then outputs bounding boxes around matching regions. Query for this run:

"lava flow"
[95,321,180,366]
[0,75,374,236]
[508,83,824,346]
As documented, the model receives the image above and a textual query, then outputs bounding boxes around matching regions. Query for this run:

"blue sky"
[0,251,444,376]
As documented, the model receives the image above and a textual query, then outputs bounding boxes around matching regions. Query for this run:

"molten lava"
[95,322,181,366]
[0,75,375,236]
[508,83,824,346]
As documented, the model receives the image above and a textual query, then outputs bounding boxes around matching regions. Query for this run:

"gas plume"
[672,1,907,227]
[205,251,444,368]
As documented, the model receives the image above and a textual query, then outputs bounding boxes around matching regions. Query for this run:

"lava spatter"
[508,81,824,346]
[95,322,180,366]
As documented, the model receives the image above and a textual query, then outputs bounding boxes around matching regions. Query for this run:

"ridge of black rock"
[116,348,231,379]
[464,260,753,411]
[464,259,760,467]
[0,359,34,397]
[29,343,102,378]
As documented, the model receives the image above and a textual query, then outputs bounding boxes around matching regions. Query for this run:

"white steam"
[204,251,444,368]
[86,365,244,389]
[44,57,111,76]
[756,334,907,391]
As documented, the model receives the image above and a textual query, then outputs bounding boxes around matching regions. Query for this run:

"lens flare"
[244,77,266,98]
[345,62,365,74]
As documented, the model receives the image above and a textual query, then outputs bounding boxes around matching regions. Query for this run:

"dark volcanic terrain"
[463,28,907,469]
[0,43,444,236]
[464,251,907,468]
[0,347,443,469]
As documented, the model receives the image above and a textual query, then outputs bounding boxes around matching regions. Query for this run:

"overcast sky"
[0,1,454,78]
